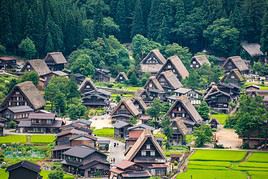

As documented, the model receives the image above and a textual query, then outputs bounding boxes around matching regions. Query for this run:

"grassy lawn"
[95,82,141,92]
[177,150,268,179]
[93,128,114,138]
[30,135,56,144]
[0,135,27,144]
[247,152,268,163]
[190,150,246,162]
[210,114,229,125]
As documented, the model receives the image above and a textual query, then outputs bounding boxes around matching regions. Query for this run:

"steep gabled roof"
[7,160,41,173]
[167,96,203,124]
[144,76,164,91]
[241,42,264,57]
[222,69,244,82]
[125,129,166,161]
[44,52,67,64]
[141,49,166,64]
[172,117,189,135]
[132,96,148,111]
[166,55,189,79]
[192,55,210,66]
[24,59,51,76]
[223,56,249,72]
[111,99,140,117]
[158,70,183,89]
[115,72,128,81]
[78,78,97,92]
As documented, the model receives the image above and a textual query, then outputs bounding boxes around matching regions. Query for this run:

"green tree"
[261,11,268,54]
[69,53,95,76]
[67,101,87,120]
[161,116,173,148]
[193,124,213,147]
[93,0,104,39]
[20,72,39,86]
[131,0,145,37]
[48,168,64,179]
[157,16,169,44]
[129,116,138,125]
[128,72,138,86]
[173,0,186,43]
[197,101,210,121]
[147,0,161,40]
[0,43,6,54]
[18,37,37,59]
[115,0,128,42]
[204,18,240,57]
[103,17,120,36]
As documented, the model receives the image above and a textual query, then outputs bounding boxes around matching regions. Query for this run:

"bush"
[224,116,237,128]
[7,120,16,129]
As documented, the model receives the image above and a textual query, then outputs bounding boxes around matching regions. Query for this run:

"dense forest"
[0,0,267,68]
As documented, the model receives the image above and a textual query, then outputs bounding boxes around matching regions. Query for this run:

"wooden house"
[223,56,249,74]
[190,55,210,69]
[124,129,167,177]
[170,118,189,145]
[143,76,166,102]
[44,52,67,71]
[222,69,245,86]
[204,84,232,113]
[158,55,189,80]
[241,42,265,62]
[111,99,140,123]
[93,68,111,82]
[113,120,132,139]
[140,49,166,74]
[132,97,150,123]
[126,124,155,151]
[60,119,92,134]
[167,95,203,130]
[156,70,183,92]
[62,146,110,177]
[169,88,202,105]
[0,56,17,69]
[2,106,34,122]
[71,73,86,85]
[6,161,42,179]
[115,72,128,83]
[110,160,151,179]
[0,81,45,111]
[79,78,111,107]
[17,112,63,133]
[137,89,154,105]
[0,122,4,136]
[245,85,260,91]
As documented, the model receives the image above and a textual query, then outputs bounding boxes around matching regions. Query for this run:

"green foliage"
[261,11,268,54]
[197,101,210,120]
[253,62,268,76]
[160,116,173,147]
[18,37,37,59]
[69,53,95,76]
[67,100,87,120]
[204,18,240,57]
[193,124,213,147]
[48,168,64,179]
[131,0,145,38]
[20,71,39,86]
[129,116,138,125]
[0,43,6,54]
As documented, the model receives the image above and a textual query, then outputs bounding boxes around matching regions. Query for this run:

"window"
[149,83,153,88]
[193,61,196,64]
[141,151,146,156]
[146,144,151,149]
[182,113,185,117]
[150,150,155,156]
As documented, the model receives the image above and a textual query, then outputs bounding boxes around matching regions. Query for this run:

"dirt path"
[215,127,242,149]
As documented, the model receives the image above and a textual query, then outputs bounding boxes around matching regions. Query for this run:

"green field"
[0,135,55,144]
[93,128,114,138]
[210,114,229,125]
[177,150,268,179]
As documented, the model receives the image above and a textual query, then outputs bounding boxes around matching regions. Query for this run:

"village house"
[132,97,150,123]
[140,49,166,74]
[167,88,202,106]
[222,69,245,86]
[0,56,17,69]
[245,85,260,91]
[115,72,128,83]
[204,83,232,113]
[61,146,110,177]
[143,76,166,102]
[158,55,189,80]
[79,78,111,107]
[21,59,51,81]
[124,129,168,177]
[2,106,34,122]
[241,42,265,62]
[51,71,69,78]
[60,119,92,134]
[93,68,111,82]
[111,99,140,123]
[110,160,151,179]
[223,56,249,74]
[137,89,153,105]
[0,122,4,136]
[6,160,42,179]
[156,70,183,92]
[0,81,45,112]
[190,55,210,69]
[71,73,86,85]
[170,117,189,145]
[17,112,63,133]
[44,52,67,71]
[114,120,132,139]
[125,124,155,151]
[167,95,203,130]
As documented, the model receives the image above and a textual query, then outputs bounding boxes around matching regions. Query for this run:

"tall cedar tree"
[115,0,128,42]
[173,0,186,43]
[202,0,225,24]
[93,0,104,39]
[157,16,169,45]
[261,11,268,54]
[147,0,162,40]
[131,0,145,37]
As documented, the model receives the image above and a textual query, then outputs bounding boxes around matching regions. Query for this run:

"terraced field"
[177,150,268,179]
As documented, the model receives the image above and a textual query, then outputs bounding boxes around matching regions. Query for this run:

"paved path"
[215,127,242,149]
[90,114,113,129]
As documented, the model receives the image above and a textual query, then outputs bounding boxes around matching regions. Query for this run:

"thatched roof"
[241,42,264,57]
[24,59,51,76]
[78,78,97,92]
[44,52,67,64]
[192,55,210,66]
[132,97,148,111]
[144,76,164,91]
[141,49,166,64]
[166,55,189,79]
[158,70,183,89]
[172,117,189,135]
[111,99,140,117]
[224,56,249,72]
[115,72,128,81]
[222,69,244,82]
